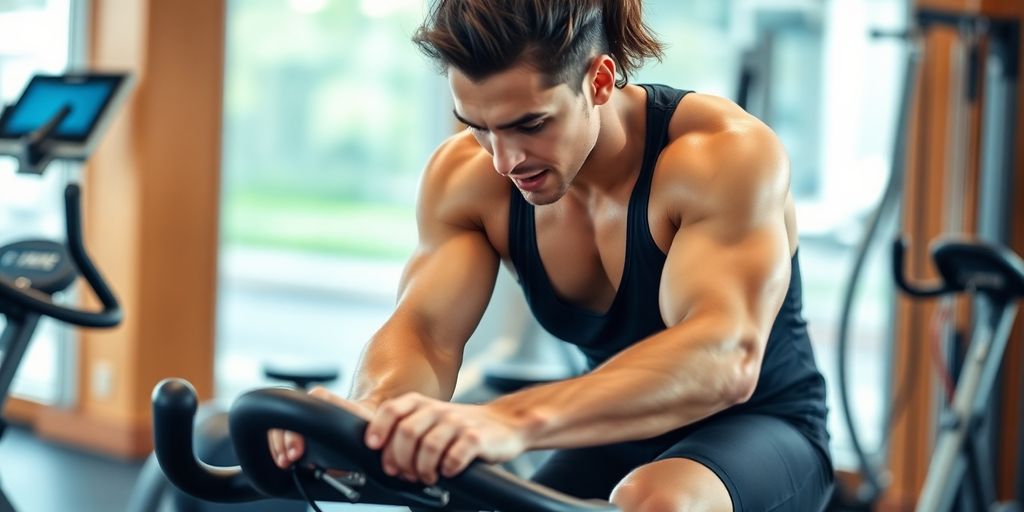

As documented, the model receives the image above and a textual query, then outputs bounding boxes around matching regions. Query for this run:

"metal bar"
[0,312,41,415]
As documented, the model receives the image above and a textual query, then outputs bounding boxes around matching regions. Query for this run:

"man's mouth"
[512,169,548,190]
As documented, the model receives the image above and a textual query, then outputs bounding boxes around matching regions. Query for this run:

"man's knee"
[610,481,684,509]
[611,481,700,512]
[609,460,732,512]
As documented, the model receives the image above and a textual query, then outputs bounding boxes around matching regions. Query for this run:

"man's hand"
[268,387,375,469]
[365,393,531,485]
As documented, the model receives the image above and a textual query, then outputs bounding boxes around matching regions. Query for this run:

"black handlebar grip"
[893,238,947,298]
[151,379,264,503]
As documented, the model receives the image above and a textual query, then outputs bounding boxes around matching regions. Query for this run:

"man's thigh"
[637,413,834,512]
[531,414,832,511]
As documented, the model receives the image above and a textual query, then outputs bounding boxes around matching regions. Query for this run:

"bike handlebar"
[152,379,619,512]
[0,183,121,327]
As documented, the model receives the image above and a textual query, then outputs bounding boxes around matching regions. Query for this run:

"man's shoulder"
[419,131,510,227]
[654,93,789,219]
[663,92,776,152]
[424,131,503,188]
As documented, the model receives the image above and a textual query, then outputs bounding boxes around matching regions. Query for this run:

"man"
[271,1,833,510]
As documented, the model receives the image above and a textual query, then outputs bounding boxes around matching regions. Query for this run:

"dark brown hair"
[412,0,665,90]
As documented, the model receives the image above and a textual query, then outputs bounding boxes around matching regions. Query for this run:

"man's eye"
[518,121,545,134]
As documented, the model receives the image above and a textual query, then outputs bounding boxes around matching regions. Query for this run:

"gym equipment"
[151,377,618,512]
[892,238,1024,512]
[832,8,1021,509]
[0,72,130,511]
[0,73,131,175]
[830,24,919,510]
[127,362,339,512]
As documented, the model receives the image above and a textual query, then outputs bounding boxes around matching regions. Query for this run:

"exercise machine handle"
[230,387,619,511]
[151,379,265,502]
[892,237,954,297]
[152,378,620,511]
[0,183,122,327]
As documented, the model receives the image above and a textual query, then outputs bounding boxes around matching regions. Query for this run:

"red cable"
[929,302,956,404]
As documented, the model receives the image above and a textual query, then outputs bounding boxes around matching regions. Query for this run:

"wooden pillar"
[883,24,959,511]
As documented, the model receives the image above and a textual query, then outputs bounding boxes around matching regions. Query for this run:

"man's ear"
[585,54,616,106]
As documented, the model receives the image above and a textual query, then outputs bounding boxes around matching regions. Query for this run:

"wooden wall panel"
[882,27,956,510]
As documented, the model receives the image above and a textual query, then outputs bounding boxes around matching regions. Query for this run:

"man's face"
[449,64,600,205]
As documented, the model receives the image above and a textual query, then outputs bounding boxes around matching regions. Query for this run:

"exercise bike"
[151,377,617,511]
[893,237,1024,512]
[0,72,131,511]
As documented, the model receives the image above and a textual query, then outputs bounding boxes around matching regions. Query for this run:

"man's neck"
[568,84,647,199]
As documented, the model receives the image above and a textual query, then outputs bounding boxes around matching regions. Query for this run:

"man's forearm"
[488,314,762,450]
[349,317,463,407]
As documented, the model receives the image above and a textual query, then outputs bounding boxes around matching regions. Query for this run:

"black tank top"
[508,83,830,454]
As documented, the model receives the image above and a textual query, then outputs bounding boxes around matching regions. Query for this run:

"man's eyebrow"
[453,110,547,131]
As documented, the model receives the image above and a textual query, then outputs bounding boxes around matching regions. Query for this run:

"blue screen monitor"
[0,74,127,143]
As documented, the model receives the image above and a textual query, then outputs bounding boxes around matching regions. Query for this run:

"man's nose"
[491,136,526,176]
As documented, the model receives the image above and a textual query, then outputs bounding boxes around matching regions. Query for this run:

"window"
[216,0,449,397]
[0,0,80,405]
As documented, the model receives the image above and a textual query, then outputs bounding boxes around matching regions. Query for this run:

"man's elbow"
[724,333,764,406]
[728,373,759,406]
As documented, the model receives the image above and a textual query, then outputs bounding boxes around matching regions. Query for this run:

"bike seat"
[933,240,1024,300]
[262,361,340,390]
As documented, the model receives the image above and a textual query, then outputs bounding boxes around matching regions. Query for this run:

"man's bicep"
[659,217,790,337]
[659,122,794,338]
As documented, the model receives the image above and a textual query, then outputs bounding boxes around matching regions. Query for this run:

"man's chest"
[485,190,678,313]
